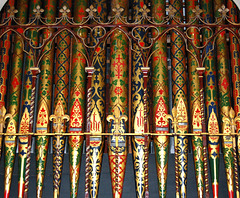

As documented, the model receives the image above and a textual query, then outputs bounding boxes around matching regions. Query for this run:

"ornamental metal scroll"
[0,4,239,71]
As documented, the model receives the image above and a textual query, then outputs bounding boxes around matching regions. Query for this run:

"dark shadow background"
[0,153,230,197]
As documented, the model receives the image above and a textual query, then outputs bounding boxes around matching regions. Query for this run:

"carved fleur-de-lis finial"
[107,114,128,134]
[218,4,229,18]
[223,107,240,133]
[86,5,97,19]
[7,6,18,18]
[112,4,124,17]
[50,100,70,133]
[192,5,203,18]
[139,4,150,18]
[107,106,128,134]
[166,5,177,19]
[59,5,70,19]
[0,106,12,133]
[33,5,44,19]
[165,106,184,133]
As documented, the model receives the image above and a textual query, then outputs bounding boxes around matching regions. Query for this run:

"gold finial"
[86,5,97,18]
[139,4,150,18]
[112,4,124,17]
[7,6,18,18]
[59,6,70,19]
[107,105,127,134]
[192,6,203,18]
[107,113,128,134]
[33,5,44,19]
[218,4,229,18]
[166,5,177,19]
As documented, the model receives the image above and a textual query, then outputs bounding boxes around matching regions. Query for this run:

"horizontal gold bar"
[0,132,239,136]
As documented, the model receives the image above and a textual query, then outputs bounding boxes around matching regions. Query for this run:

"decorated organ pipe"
[201,0,220,197]
[51,0,71,197]
[214,0,234,197]
[4,0,28,197]
[35,0,57,197]
[169,0,188,197]
[0,0,240,197]
[131,0,149,198]
[87,0,107,197]
[0,0,14,160]
[185,1,204,198]
[151,0,169,198]
[18,1,41,197]
[68,0,87,197]
[107,0,129,197]
[227,0,240,196]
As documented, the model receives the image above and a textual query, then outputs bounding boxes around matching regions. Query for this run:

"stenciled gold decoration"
[222,107,240,198]
[166,105,184,198]
[50,100,70,134]
[0,2,239,198]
